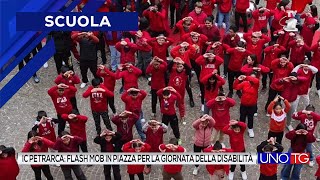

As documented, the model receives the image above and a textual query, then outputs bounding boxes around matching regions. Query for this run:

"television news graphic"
[257,153,310,164]
[17,153,257,165]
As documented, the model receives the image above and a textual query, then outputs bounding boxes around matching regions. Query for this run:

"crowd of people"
[1,0,320,180]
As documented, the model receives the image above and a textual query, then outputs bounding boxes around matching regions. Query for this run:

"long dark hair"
[206,75,218,91]
[310,5,318,17]
[244,54,258,67]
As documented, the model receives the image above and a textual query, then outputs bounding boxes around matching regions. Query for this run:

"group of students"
[2,0,320,179]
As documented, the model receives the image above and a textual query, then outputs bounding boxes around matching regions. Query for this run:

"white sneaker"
[222,23,226,29]
[62,61,66,66]
[80,83,87,89]
[201,104,204,112]
[287,125,294,131]
[248,129,254,138]
[241,171,248,180]
[192,167,199,175]
[141,118,146,123]
[316,138,320,142]
[151,113,156,118]
[309,160,314,167]
[221,143,226,148]
[43,62,48,68]
[55,164,60,167]
[266,113,271,117]
[148,77,151,81]
[228,172,234,180]
[254,113,258,117]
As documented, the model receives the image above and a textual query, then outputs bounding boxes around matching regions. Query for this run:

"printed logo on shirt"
[173,76,183,87]
[57,97,67,108]
[304,119,314,131]
[92,92,103,103]
[258,16,266,21]
[205,64,215,69]
[164,99,169,110]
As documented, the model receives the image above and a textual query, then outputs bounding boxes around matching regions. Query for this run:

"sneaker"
[62,61,66,66]
[55,164,60,167]
[316,138,320,142]
[254,113,258,117]
[248,129,254,138]
[33,76,40,83]
[43,62,48,68]
[80,82,87,89]
[178,139,182,145]
[309,161,314,167]
[190,99,195,107]
[228,172,234,180]
[287,125,294,131]
[141,118,146,123]
[266,113,271,117]
[241,171,248,180]
[222,74,227,79]
[201,104,204,112]
[192,167,199,175]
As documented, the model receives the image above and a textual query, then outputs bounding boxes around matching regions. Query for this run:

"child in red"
[116,63,142,93]
[61,112,88,152]
[204,141,233,180]
[115,38,138,65]
[252,7,274,32]
[170,41,196,68]
[300,6,319,48]
[267,95,291,144]
[288,38,311,66]
[122,139,151,180]
[206,93,236,145]
[222,120,247,180]
[175,17,200,39]
[32,111,57,143]
[159,138,186,180]
[0,145,19,180]
[243,31,271,64]
[241,54,270,78]
[147,35,174,61]
[142,4,168,37]
[96,64,117,114]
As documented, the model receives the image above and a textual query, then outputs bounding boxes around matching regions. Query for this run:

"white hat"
[283,18,298,32]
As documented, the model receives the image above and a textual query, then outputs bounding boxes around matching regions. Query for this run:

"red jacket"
[266,0,281,10]
[157,88,182,116]
[288,40,311,65]
[252,10,274,32]
[111,114,139,143]
[222,122,247,152]
[200,74,226,101]
[277,77,307,102]
[146,61,167,90]
[263,45,286,68]
[222,34,240,48]
[0,152,19,180]
[198,24,221,42]
[201,0,216,16]
[217,0,232,13]
[121,90,147,115]
[48,86,77,115]
[130,31,152,52]
[22,138,54,167]
[54,74,80,87]
[147,37,174,61]
[285,130,315,153]
[241,64,270,78]
[122,142,151,174]
[235,0,249,13]
[181,33,208,59]
[188,11,208,24]
[53,136,84,152]
[96,67,116,92]
[175,19,199,39]
[143,9,167,32]
[301,14,318,46]
[311,44,320,70]
[206,98,236,130]
[144,126,166,152]
[275,31,296,49]
[227,48,251,71]
[295,67,317,95]
[170,44,196,68]
[115,38,138,64]
[292,112,320,134]
[83,85,114,112]
[291,0,312,14]
[196,54,224,80]
[62,114,88,140]
[159,144,186,174]
[270,59,294,91]
[243,33,271,63]
[271,8,287,30]
[206,43,229,59]
[116,66,142,90]
[204,147,232,175]
[233,76,259,106]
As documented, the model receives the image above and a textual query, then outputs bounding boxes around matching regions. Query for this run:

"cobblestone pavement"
[1,1,320,180]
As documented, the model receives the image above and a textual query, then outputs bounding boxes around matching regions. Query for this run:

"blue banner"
[16,12,139,31]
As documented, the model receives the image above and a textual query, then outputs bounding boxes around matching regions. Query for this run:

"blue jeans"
[135,111,146,141]
[280,148,303,180]
[295,14,302,25]
[306,143,314,161]
[204,100,210,115]
[109,45,120,71]
[218,10,230,32]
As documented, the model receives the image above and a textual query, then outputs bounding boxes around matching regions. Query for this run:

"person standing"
[0,145,19,180]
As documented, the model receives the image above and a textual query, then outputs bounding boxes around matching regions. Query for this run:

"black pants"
[259,173,277,180]
[262,72,273,89]
[268,131,284,144]
[79,141,88,152]
[224,54,231,76]
[107,97,116,114]
[235,11,248,32]
[80,60,98,83]
[61,165,86,180]
[92,111,112,134]
[70,96,79,114]
[170,1,181,27]
[194,144,206,167]
[230,150,246,172]
[57,114,66,135]
[104,165,121,180]
[265,88,282,111]
[270,27,278,42]
[151,89,160,114]
[240,104,257,129]
[98,35,107,64]
[54,52,73,74]
[129,173,144,180]
[162,114,180,139]
[228,69,242,93]
[311,72,320,90]
[186,76,194,101]
[191,60,204,104]
[31,165,53,180]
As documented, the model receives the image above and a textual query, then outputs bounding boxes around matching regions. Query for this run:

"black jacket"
[94,132,122,152]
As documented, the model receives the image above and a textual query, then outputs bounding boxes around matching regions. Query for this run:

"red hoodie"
[288,40,311,65]
[147,37,174,61]
[252,10,274,32]
[271,8,287,30]
[37,121,57,142]
[233,76,260,106]
[291,0,312,14]
[61,114,88,140]
[122,142,151,174]
[295,67,317,95]
[159,144,186,174]
[277,77,308,102]
[227,48,252,71]
[206,43,229,59]
[48,86,77,115]
[157,88,182,116]
[170,44,196,68]
[235,0,249,13]
[200,74,226,101]
[275,31,296,49]
[222,34,241,48]
[111,113,139,143]
[311,44,320,70]
[196,54,224,80]
[285,130,315,153]
[146,61,167,90]
[206,98,236,130]
[222,122,246,152]
[96,67,116,92]
[83,85,114,112]
[270,59,294,91]
[116,65,142,90]
[130,31,152,52]
[266,0,281,10]
[0,153,19,180]
[143,8,167,32]
[301,14,318,47]
[292,112,320,134]
[121,90,147,115]
[144,126,166,152]
[240,64,270,78]
[175,19,200,39]
[263,45,286,68]
[243,33,271,63]
[54,74,80,87]
[115,38,138,64]
[217,0,232,13]
[181,33,208,59]
[188,10,208,24]
[204,147,232,175]
[198,24,221,42]
[201,0,216,16]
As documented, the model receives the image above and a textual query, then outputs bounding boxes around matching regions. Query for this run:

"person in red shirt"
[204,141,233,180]
[216,0,232,32]
[188,2,207,24]
[288,38,311,66]
[143,3,168,37]
[83,78,114,135]
[22,131,54,180]
[157,87,183,144]
[61,112,88,152]
[0,145,19,180]
[48,83,77,135]
[121,88,147,141]
[243,31,271,64]
[311,40,320,98]
[116,63,142,93]
[146,57,168,117]
[201,0,216,17]
[115,38,138,65]
[300,7,319,48]
[291,0,313,24]
[241,54,270,78]
[198,17,221,44]
[267,95,291,144]
[32,111,58,143]
[147,34,174,61]
[233,74,259,138]
[200,69,226,114]
[235,0,249,32]
[265,0,281,11]
[257,137,284,180]
[206,93,236,145]
[222,25,240,77]
[274,30,296,56]
[122,139,151,180]
[159,138,186,180]
[94,129,122,180]
[175,17,200,39]
[222,120,248,180]
[270,0,289,41]
[252,7,274,32]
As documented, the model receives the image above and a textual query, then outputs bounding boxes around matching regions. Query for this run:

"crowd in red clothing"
[2,0,320,180]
